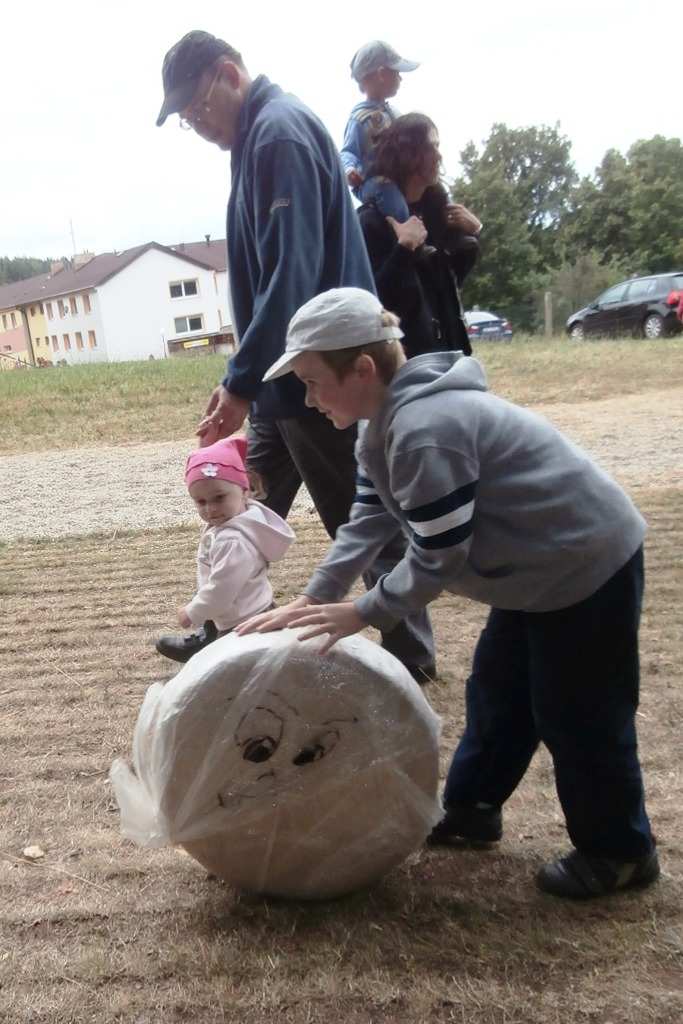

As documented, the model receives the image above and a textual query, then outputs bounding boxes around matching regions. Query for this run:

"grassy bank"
[1,336,682,455]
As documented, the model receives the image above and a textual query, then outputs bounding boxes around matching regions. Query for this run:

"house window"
[39,303,44,315]
[45,336,50,346]
[10,312,16,327]
[174,314,204,333]
[52,336,58,351]
[88,330,97,349]
[75,331,84,350]
[4,344,11,352]
[30,306,36,316]
[83,293,91,313]
[169,278,199,299]
[63,333,71,350]
[35,337,41,347]
[69,296,78,314]
[58,299,66,318]
[46,302,53,319]
[1,314,6,329]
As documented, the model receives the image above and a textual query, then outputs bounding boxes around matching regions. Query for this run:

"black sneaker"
[405,662,437,685]
[536,848,660,900]
[155,620,218,663]
[427,802,503,845]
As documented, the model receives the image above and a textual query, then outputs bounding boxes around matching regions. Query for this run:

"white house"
[0,238,233,366]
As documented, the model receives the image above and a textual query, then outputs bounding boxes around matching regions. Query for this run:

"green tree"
[0,256,52,286]
[454,166,538,329]
[563,136,683,274]
[536,250,629,331]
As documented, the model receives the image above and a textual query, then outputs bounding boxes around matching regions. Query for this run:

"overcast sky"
[1,0,678,259]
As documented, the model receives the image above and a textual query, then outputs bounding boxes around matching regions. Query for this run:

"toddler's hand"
[178,607,192,629]
[347,168,363,190]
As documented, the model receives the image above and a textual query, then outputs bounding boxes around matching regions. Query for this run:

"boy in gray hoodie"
[238,287,659,901]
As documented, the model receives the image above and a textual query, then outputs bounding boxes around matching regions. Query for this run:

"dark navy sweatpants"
[444,547,654,860]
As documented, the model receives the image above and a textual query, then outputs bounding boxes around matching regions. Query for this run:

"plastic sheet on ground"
[110,629,441,899]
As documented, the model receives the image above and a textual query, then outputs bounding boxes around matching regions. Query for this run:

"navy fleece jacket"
[224,76,375,420]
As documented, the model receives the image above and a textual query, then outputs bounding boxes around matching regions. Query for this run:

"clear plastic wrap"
[110,629,441,899]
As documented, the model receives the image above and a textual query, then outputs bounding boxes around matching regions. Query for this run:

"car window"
[597,283,628,305]
[625,278,658,301]
[672,275,683,290]
[465,311,498,324]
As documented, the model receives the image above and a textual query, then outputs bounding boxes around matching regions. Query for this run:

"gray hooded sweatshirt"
[304,353,645,630]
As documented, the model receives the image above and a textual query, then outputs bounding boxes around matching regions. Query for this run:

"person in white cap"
[238,286,659,902]
[341,40,419,222]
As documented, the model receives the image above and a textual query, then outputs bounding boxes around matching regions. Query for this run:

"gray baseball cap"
[350,40,419,83]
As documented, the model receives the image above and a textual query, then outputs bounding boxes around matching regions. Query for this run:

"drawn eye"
[242,736,278,763]
[293,730,339,766]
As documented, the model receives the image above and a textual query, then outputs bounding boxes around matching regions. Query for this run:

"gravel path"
[2,388,681,543]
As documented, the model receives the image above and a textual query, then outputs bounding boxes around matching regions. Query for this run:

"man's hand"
[445,203,482,235]
[347,168,363,190]
[235,596,315,636]
[387,215,427,251]
[196,386,250,446]
[178,606,192,629]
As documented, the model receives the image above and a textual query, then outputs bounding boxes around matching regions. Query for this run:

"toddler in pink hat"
[156,437,295,663]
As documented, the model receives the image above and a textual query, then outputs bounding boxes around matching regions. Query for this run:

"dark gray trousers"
[246,412,435,669]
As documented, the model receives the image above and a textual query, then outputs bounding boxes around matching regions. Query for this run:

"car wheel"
[569,323,584,341]
[643,313,664,339]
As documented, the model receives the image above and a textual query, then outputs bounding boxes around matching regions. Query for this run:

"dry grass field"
[1,340,682,1023]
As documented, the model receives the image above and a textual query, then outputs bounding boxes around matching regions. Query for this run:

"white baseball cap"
[350,41,420,83]
[262,288,404,382]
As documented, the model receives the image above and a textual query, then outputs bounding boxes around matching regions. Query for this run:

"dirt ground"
[1,387,681,543]
[1,387,682,1023]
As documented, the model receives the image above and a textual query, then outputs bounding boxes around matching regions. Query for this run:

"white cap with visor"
[262,288,404,382]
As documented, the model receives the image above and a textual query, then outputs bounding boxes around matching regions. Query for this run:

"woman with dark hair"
[359,113,481,358]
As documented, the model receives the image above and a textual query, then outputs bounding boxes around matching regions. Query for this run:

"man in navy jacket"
[156,31,434,678]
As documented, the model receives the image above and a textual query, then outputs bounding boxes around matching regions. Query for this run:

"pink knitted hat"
[184,437,249,490]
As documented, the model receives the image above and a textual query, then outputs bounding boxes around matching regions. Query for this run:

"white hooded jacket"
[185,500,295,630]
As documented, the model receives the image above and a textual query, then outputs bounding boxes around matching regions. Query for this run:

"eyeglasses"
[179,70,220,131]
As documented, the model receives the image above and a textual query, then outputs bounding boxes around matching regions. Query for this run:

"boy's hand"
[178,607,192,629]
[346,168,363,190]
[284,601,365,654]
[387,215,427,251]
[235,596,314,635]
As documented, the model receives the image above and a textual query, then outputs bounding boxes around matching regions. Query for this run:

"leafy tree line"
[0,256,52,287]
[451,126,683,331]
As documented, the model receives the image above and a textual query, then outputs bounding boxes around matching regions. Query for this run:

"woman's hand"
[445,204,482,235]
[387,215,427,251]
[235,595,314,636]
[347,168,363,190]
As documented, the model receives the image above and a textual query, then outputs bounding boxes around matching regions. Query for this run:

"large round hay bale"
[111,630,441,899]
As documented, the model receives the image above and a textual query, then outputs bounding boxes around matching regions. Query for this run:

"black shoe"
[536,848,660,900]
[405,662,437,685]
[155,620,218,663]
[427,802,503,845]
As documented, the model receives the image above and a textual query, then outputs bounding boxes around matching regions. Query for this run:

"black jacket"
[358,187,478,359]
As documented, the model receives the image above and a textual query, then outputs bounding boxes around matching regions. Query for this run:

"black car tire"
[569,323,584,341]
[643,313,664,339]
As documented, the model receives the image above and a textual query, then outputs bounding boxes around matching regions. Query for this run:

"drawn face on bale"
[114,630,441,899]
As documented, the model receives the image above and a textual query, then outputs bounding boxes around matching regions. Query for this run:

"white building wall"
[43,289,108,365]
[96,249,222,362]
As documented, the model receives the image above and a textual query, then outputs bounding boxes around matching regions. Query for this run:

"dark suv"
[566,272,683,340]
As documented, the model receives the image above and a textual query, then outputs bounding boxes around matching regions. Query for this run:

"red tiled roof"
[0,240,227,311]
